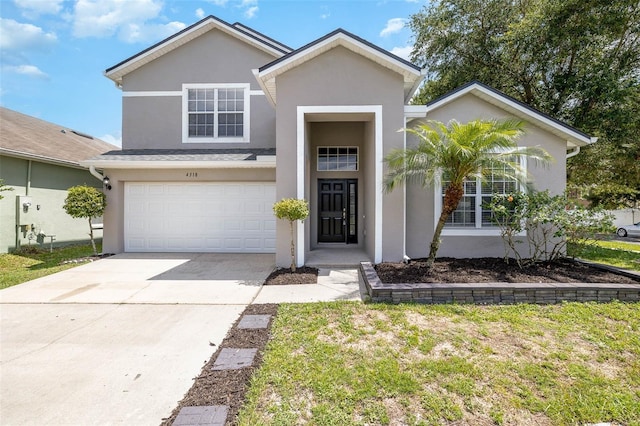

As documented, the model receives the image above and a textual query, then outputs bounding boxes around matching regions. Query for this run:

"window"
[438,157,524,234]
[317,147,358,171]
[182,84,249,143]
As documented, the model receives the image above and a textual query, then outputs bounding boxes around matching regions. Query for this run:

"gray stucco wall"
[0,155,103,253]
[405,93,569,259]
[121,29,278,150]
[100,167,275,254]
[273,45,407,266]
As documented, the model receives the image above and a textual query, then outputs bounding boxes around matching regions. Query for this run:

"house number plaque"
[186,172,198,178]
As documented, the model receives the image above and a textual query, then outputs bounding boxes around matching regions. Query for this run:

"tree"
[0,179,13,200]
[408,0,640,207]
[384,119,551,267]
[63,185,106,255]
[273,198,309,272]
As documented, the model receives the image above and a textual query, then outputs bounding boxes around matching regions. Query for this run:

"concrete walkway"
[0,253,362,425]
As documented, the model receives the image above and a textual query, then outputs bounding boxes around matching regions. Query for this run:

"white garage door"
[125,182,276,253]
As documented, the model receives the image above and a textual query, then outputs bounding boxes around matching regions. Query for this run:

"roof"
[423,81,597,148]
[81,149,277,169]
[0,107,119,168]
[255,29,425,105]
[105,15,291,87]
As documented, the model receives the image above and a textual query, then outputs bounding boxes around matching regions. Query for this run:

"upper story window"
[317,147,359,171]
[438,157,525,235]
[182,83,250,143]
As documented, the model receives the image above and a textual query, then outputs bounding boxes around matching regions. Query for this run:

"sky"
[0,0,426,147]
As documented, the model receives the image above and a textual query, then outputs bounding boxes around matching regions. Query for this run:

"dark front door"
[318,179,357,244]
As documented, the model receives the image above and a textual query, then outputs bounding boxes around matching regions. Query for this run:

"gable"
[426,82,595,149]
[105,16,289,87]
[121,29,278,91]
[256,30,424,105]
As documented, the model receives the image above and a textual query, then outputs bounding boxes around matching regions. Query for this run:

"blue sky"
[0,0,425,147]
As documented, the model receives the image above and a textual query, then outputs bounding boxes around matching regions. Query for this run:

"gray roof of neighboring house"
[86,148,276,162]
[0,107,119,167]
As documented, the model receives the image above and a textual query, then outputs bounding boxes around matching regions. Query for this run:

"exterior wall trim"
[80,160,276,169]
[296,105,383,267]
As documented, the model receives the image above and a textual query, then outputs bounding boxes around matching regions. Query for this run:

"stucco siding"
[0,155,103,253]
[406,93,569,259]
[273,45,407,266]
[120,29,277,150]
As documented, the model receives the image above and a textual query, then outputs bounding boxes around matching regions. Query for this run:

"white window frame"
[182,83,250,143]
[316,146,359,171]
[435,156,527,236]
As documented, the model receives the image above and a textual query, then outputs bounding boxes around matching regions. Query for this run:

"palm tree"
[384,118,552,267]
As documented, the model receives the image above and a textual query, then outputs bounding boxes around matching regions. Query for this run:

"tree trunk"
[88,217,97,255]
[289,220,296,272]
[426,183,464,268]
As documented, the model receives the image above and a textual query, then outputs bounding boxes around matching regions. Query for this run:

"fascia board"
[79,160,277,169]
[252,68,276,107]
[0,148,85,170]
[427,83,594,147]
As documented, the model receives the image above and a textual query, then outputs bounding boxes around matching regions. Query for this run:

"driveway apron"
[0,253,274,426]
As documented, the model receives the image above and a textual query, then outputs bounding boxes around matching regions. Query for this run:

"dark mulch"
[160,304,278,426]
[264,266,318,285]
[375,257,640,284]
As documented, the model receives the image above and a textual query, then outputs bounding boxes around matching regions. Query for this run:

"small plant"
[273,198,309,272]
[63,185,106,255]
[0,179,13,200]
[487,191,615,267]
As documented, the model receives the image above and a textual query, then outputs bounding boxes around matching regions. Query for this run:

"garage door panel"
[125,182,276,253]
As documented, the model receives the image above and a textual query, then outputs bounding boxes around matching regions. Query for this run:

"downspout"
[566,146,581,159]
[89,165,105,182]
[26,160,32,195]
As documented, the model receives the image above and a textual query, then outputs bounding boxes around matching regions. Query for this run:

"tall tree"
[384,119,551,267]
[409,0,640,208]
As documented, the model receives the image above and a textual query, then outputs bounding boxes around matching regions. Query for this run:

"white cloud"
[4,64,49,79]
[0,18,57,52]
[390,45,413,61]
[207,0,228,6]
[195,8,205,19]
[99,133,122,147]
[14,0,63,17]
[320,13,330,19]
[120,21,186,44]
[72,0,185,43]
[380,18,406,37]
[244,6,258,18]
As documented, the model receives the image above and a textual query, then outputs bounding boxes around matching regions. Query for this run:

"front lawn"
[569,239,640,271]
[0,243,102,289]
[239,302,640,426]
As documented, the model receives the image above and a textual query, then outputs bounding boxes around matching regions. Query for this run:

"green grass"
[0,243,102,289]
[238,302,640,426]
[569,239,640,271]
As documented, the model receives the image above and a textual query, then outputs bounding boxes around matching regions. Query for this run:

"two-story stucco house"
[84,16,595,267]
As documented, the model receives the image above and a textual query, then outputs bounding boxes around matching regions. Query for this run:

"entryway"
[318,179,357,244]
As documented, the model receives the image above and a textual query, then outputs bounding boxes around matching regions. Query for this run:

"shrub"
[487,191,614,267]
[63,185,106,255]
[273,198,309,271]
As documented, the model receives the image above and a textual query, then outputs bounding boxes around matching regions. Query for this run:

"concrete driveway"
[0,253,274,426]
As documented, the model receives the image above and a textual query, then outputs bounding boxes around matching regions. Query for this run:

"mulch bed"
[375,257,640,284]
[160,304,278,426]
[263,266,318,285]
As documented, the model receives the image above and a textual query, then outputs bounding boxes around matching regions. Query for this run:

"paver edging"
[360,262,640,304]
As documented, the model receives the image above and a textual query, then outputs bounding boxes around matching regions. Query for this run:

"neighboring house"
[84,16,595,267]
[0,107,118,253]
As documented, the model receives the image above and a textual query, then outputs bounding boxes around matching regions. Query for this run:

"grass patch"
[0,243,101,289]
[568,239,640,271]
[238,302,640,425]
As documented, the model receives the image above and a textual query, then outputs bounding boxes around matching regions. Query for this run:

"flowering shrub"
[487,191,614,267]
